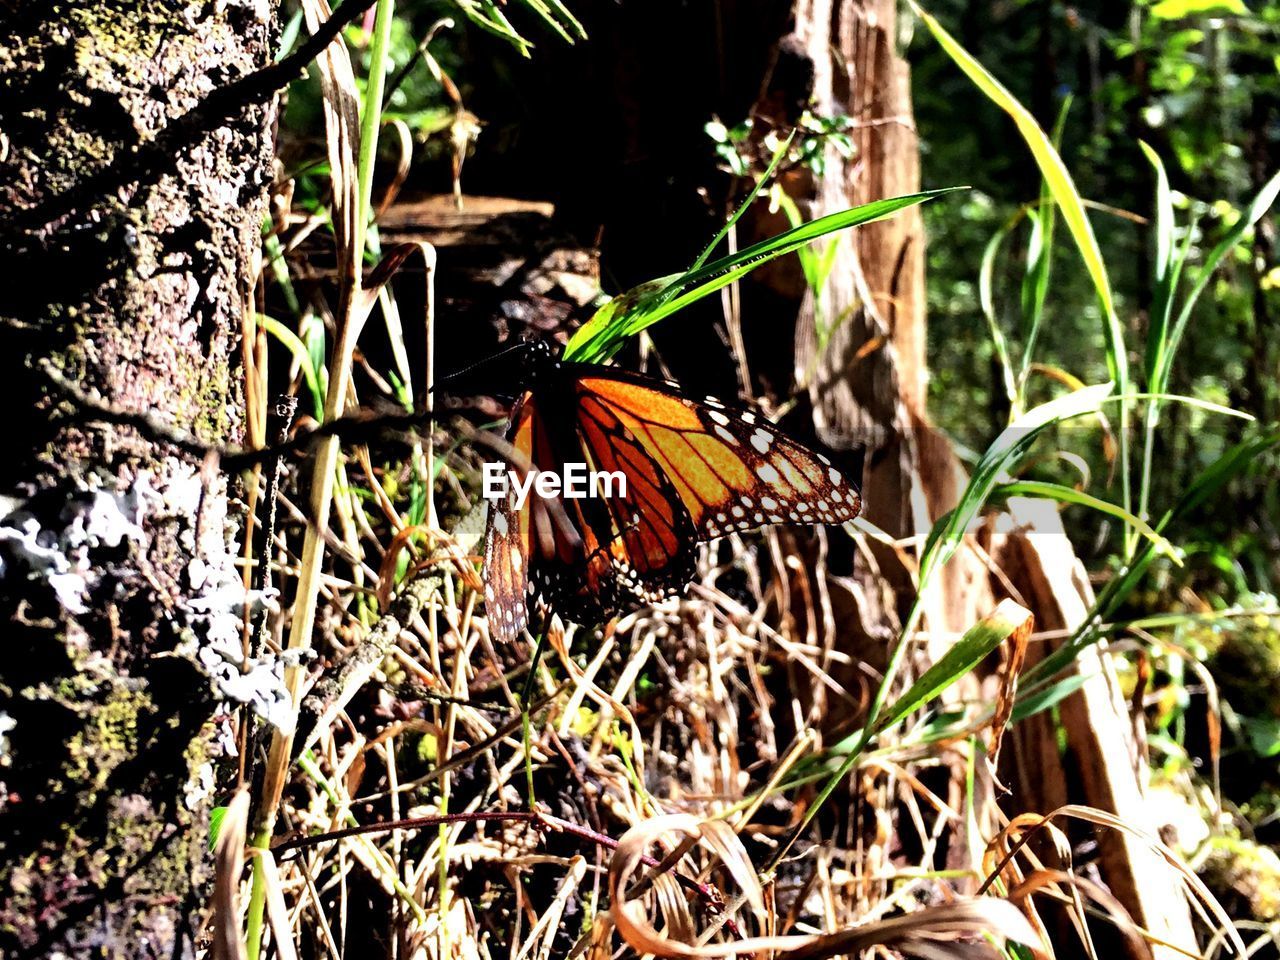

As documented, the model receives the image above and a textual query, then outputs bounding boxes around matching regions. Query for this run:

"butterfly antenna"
[431,340,538,394]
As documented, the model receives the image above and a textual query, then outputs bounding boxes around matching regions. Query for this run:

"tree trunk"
[781,0,991,651]
[0,3,274,956]
[768,0,996,890]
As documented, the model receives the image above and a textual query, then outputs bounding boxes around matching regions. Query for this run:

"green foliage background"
[913,0,1280,601]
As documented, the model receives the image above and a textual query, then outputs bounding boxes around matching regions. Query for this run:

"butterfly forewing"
[575,374,862,540]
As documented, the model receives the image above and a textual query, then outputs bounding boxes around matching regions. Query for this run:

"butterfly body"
[480,341,861,644]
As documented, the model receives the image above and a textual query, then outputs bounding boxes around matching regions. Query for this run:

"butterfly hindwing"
[573,393,698,605]
[482,393,534,645]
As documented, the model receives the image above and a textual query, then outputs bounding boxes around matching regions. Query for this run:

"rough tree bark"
[0,3,274,956]
[778,0,991,661]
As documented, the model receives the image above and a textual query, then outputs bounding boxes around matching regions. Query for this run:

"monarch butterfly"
[477,339,861,644]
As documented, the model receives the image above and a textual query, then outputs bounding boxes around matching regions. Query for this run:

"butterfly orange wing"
[572,390,697,607]
[482,367,861,642]
[482,388,695,642]
[574,373,862,539]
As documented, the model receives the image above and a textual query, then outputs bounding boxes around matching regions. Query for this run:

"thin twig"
[38,358,486,470]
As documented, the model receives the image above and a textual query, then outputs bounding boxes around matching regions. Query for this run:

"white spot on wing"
[756,463,780,484]
[708,410,730,426]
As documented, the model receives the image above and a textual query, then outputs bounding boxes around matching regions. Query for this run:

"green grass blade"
[691,132,795,272]
[1157,167,1280,390]
[995,480,1179,560]
[356,0,395,234]
[1138,141,1179,526]
[855,383,1113,813]
[875,600,1034,734]
[542,0,587,39]
[978,215,1021,414]
[1018,96,1069,390]
[454,0,532,56]
[1122,392,1253,421]
[1141,140,1176,383]
[678,190,958,296]
[258,314,325,418]
[564,188,960,363]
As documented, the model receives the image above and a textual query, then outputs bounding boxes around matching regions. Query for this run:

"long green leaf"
[978,214,1021,413]
[782,387,1112,866]
[1010,674,1092,724]
[995,480,1179,560]
[1019,96,1070,391]
[1140,140,1177,384]
[919,383,1115,587]
[876,600,1034,734]
[909,0,1133,553]
[356,0,395,234]
[564,188,961,363]
[1138,141,1181,526]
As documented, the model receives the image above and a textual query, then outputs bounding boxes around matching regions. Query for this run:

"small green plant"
[706,110,855,180]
